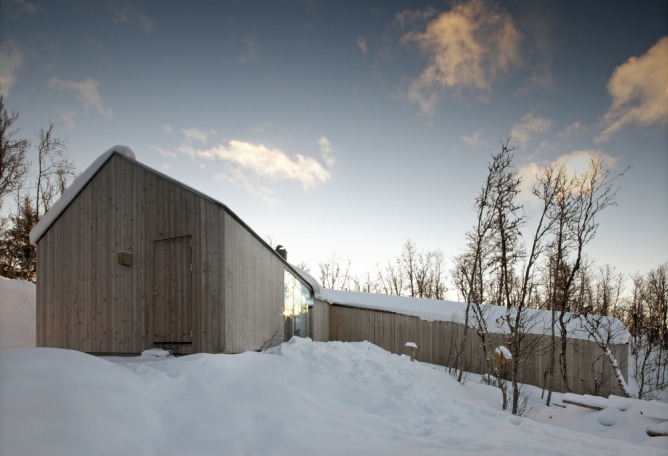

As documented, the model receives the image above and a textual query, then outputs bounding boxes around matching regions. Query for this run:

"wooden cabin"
[30,145,629,397]
[30,146,313,355]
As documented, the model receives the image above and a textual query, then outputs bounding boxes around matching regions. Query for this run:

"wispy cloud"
[3,0,40,18]
[319,136,335,167]
[58,110,76,129]
[461,129,486,147]
[557,121,586,139]
[195,140,331,191]
[357,37,368,55]
[48,77,114,118]
[162,124,173,134]
[510,112,552,148]
[238,36,258,64]
[399,0,522,116]
[183,127,214,145]
[176,132,333,203]
[105,0,153,35]
[151,145,177,159]
[216,167,281,207]
[518,150,618,203]
[0,41,23,96]
[596,36,668,143]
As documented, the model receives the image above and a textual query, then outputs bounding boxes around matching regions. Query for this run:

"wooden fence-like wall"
[329,305,628,397]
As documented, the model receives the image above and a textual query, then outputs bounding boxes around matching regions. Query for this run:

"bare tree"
[482,140,562,414]
[593,264,624,317]
[351,270,376,293]
[377,260,404,296]
[400,239,418,297]
[318,253,351,290]
[35,123,75,216]
[454,140,557,413]
[0,96,30,210]
[550,156,625,395]
[451,151,498,383]
[577,312,633,397]
[624,265,668,399]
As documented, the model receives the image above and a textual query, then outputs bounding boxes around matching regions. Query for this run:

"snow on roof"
[28,145,307,286]
[291,266,323,299]
[315,288,629,344]
[29,145,136,245]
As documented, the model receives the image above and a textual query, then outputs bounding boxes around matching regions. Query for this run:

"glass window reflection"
[284,270,314,341]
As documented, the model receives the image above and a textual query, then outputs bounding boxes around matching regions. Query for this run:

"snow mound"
[2,340,666,455]
[140,348,173,358]
[0,277,35,350]
[597,407,623,426]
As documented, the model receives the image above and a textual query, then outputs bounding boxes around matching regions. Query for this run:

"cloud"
[3,0,40,18]
[182,127,213,145]
[105,0,153,35]
[151,145,176,159]
[597,36,668,143]
[518,150,618,203]
[177,133,332,198]
[319,136,335,167]
[394,6,438,28]
[48,77,114,118]
[0,41,23,96]
[215,167,281,207]
[400,0,522,116]
[58,110,76,129]
[461,128,486,147]
[239,36,258,64]
[510,112,552,148]
[162,124,173,134]
[557,121,585,139]
[200,140,331,191]
[357,37,368,55]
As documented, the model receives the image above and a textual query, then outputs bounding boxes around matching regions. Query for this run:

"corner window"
[284,270,314,341]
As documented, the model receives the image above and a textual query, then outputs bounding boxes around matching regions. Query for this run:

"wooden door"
[152,236,192,344]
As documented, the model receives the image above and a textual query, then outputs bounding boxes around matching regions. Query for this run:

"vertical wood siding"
[223,212,284,353]
[312,299,330,342]
[36,154,229,354]
[329,305,628,397]
[152,236,193,344]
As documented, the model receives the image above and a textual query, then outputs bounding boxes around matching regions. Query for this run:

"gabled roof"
[29,145,136,245]
[29,145,311,291]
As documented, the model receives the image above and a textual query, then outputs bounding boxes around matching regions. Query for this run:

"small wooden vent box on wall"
[117,251,132,266]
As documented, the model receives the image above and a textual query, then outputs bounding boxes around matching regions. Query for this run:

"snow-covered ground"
[1,278,666,455]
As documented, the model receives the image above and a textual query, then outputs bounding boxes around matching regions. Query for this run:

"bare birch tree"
[318,254,351,290]
[0,96,30,210]
[35,123,75,216]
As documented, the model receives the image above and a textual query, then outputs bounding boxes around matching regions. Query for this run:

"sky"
[1,0,667,293]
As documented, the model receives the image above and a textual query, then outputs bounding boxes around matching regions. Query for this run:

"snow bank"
[536,392,668,448]
[2,339,665,455]
[0,348,163,456]
[0,277,35,350]
[29,145,136,245]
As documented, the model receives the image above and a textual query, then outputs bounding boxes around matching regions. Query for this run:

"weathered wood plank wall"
[312,299,330,342]
[329,305,628,397]
[223,212,285,353]
[36,154,230,354]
